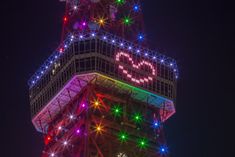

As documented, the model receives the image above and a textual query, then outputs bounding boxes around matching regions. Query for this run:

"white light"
[120,43,124,46]
[170,63,173,66]
[55,55,58,59]
[69,115,74,119]
[174,69,176,72]
[79,35,83,39]
[58,126,62,130]
[136,49,140,53]
[63,141,68,145]
[36,76,39,79]
[41,71,44,74]
[70,38,73,41]
[153,56,156,59]
[45,66,48,69]
[50,61,53,64]
[50,153,55,157]
[73,6,77,10]
[144,53,148,56]
[128,46,132,50]
[64,44,68,48]
[103,36,107,40]
[111,40,115,43]
[91,33,95,37]
[71,35,74,39]
[160,59,164,63]
[32,81,35,84]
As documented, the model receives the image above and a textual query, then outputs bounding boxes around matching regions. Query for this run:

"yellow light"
[97,17,106,26]
[95,123,104,134]
[95,101,99,106]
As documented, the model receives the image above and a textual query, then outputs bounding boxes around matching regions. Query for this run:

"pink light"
[82,103,85,107]
[76,129,80,134]
[115,52,156,84]
[82,22,86,26]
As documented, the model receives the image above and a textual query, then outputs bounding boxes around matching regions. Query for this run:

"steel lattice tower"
[28,1,178,157]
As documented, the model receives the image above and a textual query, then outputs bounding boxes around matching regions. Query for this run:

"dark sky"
[1,0,235,157]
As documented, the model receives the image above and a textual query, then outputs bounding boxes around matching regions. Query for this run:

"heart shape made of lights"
[115,52,156,84]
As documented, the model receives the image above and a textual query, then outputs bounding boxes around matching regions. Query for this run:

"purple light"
[76,129,80,134]
[82,103,85,108]
[82,22,86,26]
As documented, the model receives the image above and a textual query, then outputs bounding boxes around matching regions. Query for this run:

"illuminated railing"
[28,31,178,88]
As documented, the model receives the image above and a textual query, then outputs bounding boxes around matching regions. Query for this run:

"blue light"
[133,4,139,12]
[138,34,144,41]
[103,36,107,40]
[159,146,168,155]
[153,121,160,128]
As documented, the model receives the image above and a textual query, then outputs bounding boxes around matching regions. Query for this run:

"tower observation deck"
[28,1,178,157]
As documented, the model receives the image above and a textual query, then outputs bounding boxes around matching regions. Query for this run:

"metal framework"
[40,75,168,157]
[29,1,178,157]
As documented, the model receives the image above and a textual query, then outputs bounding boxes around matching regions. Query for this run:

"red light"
[59,48,64,53]
[44,135,52,145]
[63,16,68,22]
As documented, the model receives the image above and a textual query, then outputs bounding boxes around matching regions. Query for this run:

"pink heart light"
[115,52,156,84]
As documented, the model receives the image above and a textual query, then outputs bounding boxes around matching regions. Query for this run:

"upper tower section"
[60,0,145,42]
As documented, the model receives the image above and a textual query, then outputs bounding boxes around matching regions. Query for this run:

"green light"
[115,0,125,5]
[123,16,132,26]
[118,131,128,143]
[111,105,122,117]
[132,112,143,124]
[137,138,148,149]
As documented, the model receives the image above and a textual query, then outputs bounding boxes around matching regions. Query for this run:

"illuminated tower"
[28,0,178,157]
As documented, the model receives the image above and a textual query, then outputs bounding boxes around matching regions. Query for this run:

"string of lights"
[28,30,178,88]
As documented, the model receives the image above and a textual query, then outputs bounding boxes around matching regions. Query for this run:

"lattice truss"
[41,80,168,157]
[61,0,145,42]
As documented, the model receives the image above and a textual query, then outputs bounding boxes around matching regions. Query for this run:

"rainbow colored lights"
[115,52,156,84]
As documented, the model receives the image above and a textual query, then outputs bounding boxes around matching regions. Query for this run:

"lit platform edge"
[28,31,179,88]
[32,72,175,133]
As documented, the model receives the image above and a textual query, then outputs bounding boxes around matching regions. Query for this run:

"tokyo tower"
[28,0,178,157]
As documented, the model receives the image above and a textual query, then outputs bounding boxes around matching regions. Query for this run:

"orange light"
[97,17,106,26]
[95,123,104,133]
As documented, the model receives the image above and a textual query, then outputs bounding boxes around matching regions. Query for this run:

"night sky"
[1,0,234,157]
